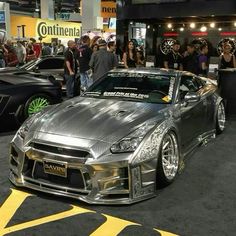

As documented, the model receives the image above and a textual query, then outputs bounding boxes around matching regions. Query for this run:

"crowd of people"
[64,36,119,98]
[1,35,235,99]
[0,38,66,68]
[156,39,236,77]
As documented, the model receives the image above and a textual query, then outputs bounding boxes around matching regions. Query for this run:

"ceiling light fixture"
[190,23,196,29]
[35,0,40,12]
[210,22,215,28]
[200,25,207,32]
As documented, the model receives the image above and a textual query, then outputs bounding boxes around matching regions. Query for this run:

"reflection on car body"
[9,68,226,204]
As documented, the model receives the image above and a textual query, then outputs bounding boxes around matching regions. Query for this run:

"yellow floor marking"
[90,214,140,236]
[154,228,179,236]
[1,205,94,235]
[0,189,32,230]
[0,189,179,236]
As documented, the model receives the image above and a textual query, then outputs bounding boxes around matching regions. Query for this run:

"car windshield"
[84,72,175,104]
[19,59,40,70]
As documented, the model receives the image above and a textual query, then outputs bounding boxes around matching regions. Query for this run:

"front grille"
[22,155,91,193]
[30,142,89,158]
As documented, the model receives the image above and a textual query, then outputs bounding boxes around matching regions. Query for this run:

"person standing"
[198,44,209,76]
[77,35,93,91]
[0,43,7,68]
[123,40,137,68]
[89,39,118,81]
[164,41,183,70]
[136,50,145,67]
[16,41,26,66]
[219,43,236,69]
[182,43,199,74]
[64,40,78,98]
[30,38,41,58]
[107,41,116,53]
[51,41,58,56]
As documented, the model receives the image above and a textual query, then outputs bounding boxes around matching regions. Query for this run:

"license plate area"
[43,159,67,178]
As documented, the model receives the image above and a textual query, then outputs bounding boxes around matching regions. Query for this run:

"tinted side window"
[37,58,64,69]
[179,75,203,99]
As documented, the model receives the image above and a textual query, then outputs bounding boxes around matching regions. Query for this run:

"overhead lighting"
[180,27,184,32]
[190,23,196,29]
[167,23,172,29]
[234,22,236,27]
[218,28,222,31]
[210,22,215,28]
[200,26,207,32]
[35,0,40,12]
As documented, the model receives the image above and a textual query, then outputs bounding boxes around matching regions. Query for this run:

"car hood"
[32,97,169,143]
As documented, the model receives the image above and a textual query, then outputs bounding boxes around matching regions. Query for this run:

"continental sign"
[37,20,80,39]
[10,15,81,42]
[0,189,179,236]
[101,0,116,18]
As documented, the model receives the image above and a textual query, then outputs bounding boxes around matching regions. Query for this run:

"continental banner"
[101,0,116,18]
[10,15,81,42]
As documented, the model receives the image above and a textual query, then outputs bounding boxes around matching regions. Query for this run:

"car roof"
[110,67,184,76]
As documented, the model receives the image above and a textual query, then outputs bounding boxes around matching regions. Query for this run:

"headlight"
[17,116,35,139]
[17,105,53,139]
[110,123,156,153]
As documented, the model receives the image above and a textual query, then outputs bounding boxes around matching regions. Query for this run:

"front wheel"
[156,131,180,187]
[24,94,51,119]
[216,101,226,134]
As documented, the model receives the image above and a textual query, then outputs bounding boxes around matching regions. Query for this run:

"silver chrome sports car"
[9,68,226,204]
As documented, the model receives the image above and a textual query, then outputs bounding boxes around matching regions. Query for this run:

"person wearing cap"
[164,41,183,70]
[89,39,118,82]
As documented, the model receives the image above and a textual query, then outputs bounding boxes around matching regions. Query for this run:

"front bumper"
[9,133,157,205]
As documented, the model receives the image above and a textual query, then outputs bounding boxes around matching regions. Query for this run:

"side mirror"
[33,66,39,72]
[184,92,200,103]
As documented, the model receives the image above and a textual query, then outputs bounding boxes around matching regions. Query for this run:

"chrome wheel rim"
[161,133,179,180]
[217,102,226,131]
[28,97,49,116]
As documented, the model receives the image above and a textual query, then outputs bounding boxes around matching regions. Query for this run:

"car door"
[178,74,207,149]
[196,76,216,132]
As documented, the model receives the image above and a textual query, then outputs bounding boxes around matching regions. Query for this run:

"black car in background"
[0,72,62,127]
[0,56,65,78]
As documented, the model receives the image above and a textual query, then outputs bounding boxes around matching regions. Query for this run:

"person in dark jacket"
[182,43,199,74]
[164,41,183,70]
[89,39,118,81]
[64,40,78,98]
[78,35,93,91]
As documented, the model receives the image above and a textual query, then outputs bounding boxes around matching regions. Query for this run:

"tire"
[156,131,180,187]
[216,101,226,134]
[24,94,51,119]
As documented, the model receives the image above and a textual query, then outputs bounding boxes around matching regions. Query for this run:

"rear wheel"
[24,94,51,119]
[157,131,179,187]
[216,101,226,134]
